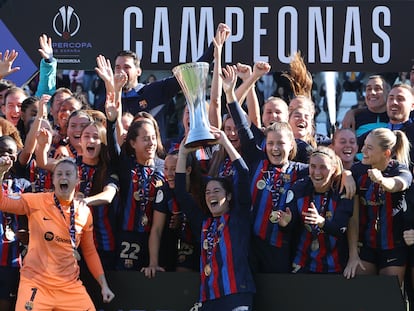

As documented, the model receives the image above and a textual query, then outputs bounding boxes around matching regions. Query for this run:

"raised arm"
[235,62,270,128]
[19,95,50,166]
[35,34,57,97]
[34,127,58,171]
[96,55,126,146]
[208,23,230,129]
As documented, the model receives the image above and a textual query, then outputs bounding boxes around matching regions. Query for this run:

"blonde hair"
[264,121,297,160]
[369,128,411,167]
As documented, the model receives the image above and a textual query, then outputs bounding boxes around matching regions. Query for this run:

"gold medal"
[304,224,312,232]
[141,214,149,226]
[134,191,141,201]
[204,263,212,276]
[203,239,209,250]
[4,226,15,241]
[256,180,266,190]
[311,239,319,251]
[269,210,279,223]
[73,248,81,261]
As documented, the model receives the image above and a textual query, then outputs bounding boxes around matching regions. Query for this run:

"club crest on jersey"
[139,100,148,109]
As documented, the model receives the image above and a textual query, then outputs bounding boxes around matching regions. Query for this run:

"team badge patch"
[155,189,164,203]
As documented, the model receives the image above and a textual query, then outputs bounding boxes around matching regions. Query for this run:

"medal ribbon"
[205,218,222,263]
[77,163,96,196]
[53,194,78,254]
[266,161,283,211]
[310,191,330,237]
[68,143,78,158]
[219,156,233,177]
[133,164,155,221]
[374,183,382,231]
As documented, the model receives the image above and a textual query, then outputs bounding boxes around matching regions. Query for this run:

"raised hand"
[213,23,230,56]
[216,23,231,42]
[114,71,127,93]
[252,61,271,79]
[38,94,51,118]
[95,55,115,92]
[0,49,20,79]
[221,65,238,96]
[38,34,53,61]
[235,63,252,82]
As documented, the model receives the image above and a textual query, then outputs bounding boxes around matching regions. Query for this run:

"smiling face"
[2,90,26,126]
[265,129,294,165]
[114,55,141,92]
[309,153,336,193]
[205,180,231,217]
[80,124,102,165]
[387,85,414,124]
[51,90,72,122]
[289,107,313,140]
[53,161,79,201]
[332,129,357,169]
[57,98,81,130]
[262,98,289,127]
[164,154,178,189]
[129,122,157,165]
[67,114,92,152]
[361,133,388,169]
[365,77,387,113]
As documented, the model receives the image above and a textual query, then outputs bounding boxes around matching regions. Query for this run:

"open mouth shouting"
[59,180,69,192]
[341,148,354,160]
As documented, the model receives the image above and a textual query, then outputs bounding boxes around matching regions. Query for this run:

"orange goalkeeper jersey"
[0,191,103,288]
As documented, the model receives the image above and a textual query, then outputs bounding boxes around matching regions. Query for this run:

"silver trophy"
[172,62,215,147]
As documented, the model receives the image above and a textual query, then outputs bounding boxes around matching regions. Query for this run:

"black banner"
[83,272,405,311]
[0,1,413,71]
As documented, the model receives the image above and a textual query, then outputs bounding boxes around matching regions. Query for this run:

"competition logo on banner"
[53,6,80,40]
[50,5,93,65]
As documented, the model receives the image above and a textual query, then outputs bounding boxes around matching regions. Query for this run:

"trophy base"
[184,138,216,148]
